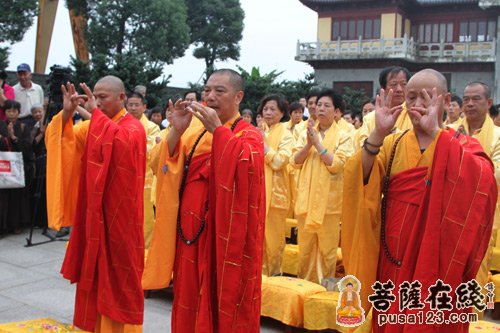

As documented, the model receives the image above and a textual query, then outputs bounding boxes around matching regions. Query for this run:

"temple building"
[296,0,500,101]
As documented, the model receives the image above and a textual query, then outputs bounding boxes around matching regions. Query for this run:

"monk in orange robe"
[143,69,265,332]
[45,77,145,333]
[342,69,497,333]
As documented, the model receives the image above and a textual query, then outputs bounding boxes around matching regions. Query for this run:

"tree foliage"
[341,86,368,115]
[237,66,319,113]
[0,0,38,69]
[186,0,244,80]
[66,0,190,106]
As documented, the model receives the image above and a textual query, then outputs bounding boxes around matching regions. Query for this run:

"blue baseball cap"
[17,63,31,72]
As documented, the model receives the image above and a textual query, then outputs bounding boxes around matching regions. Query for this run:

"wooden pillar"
[34,0,59,74]
[69,9,89,63]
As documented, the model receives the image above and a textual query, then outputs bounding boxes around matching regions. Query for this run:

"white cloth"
[13,82,44,118]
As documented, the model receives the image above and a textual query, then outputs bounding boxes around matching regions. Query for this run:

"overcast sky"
[5,0,318,87]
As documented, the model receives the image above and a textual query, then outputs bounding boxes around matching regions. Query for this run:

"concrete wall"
[314,68,495,101]
[318,17,332,42]
[449,71,495,99]
[314,68,382,96]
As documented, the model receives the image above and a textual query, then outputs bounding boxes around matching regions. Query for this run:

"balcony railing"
[296,35,496,63]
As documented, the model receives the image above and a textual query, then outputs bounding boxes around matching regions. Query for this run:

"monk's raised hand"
[79,83,96,113]
[168,99,192,133]
[61,82,85,116]
[409,87,442,139]
[374,89,403,138]
[188,102,221,133]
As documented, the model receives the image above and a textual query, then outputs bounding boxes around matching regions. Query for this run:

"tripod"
[25,135,67,247]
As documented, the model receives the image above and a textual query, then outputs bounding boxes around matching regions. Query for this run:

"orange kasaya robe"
[45,109,146,332]
[143,116,265,333]
[342,129,497,333]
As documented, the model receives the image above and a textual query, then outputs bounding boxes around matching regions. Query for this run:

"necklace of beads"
[177,117,243,245]
[381,129,410,266]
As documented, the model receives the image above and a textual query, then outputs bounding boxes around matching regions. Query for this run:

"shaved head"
[408,69,448,95]
[93,75,127,118]
[95,75,126,93]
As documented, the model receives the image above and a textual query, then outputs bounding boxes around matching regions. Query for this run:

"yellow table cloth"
[304,291,341,330]
[469,320,500,332]
[282,244,299,276]
[261,276,326,327]
[0,318,87,333]
[492,274,500,303]
[491,247,500,272]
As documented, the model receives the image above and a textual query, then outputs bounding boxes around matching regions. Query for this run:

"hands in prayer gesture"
[188,102,222,133]
[168,99,193,134]
[306,120,319,147]
[407,87,442,139]
[374,89,403,138]
[61,82,96,122]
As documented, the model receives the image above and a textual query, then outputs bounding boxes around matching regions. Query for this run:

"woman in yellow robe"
[258,94,295,276]
[291,89,353,284]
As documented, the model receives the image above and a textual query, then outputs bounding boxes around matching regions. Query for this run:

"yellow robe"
[454,116,500,313]
[149,126,171,206]
[139,114,161,249]
[291,121,353,283]
[342,130,439,317]
[286,119,305,141]
[45,109,142,332]
[262,122,294,276]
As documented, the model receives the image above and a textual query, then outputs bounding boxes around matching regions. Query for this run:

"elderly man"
[143,69,265,333]
[45,76,146,332]
[342,69,497,333]
[13,63,44,125]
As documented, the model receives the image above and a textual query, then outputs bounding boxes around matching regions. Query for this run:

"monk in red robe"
[342,69,497,333]
[142,69,265,332]
[45,77,146,332]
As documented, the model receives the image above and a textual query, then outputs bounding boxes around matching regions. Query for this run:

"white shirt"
[13,82,44,118]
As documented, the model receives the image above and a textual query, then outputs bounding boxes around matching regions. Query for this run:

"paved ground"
[0,229,293,332]
[1,229,499,332]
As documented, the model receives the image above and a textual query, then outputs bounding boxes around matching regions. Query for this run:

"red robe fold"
[172,120,265,333]
[60,109,146,332]
[374,130,497,333]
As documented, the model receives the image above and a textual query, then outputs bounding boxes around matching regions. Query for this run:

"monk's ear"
[119,92,126,102]
[235,90,244,105]
[487,97,493,108]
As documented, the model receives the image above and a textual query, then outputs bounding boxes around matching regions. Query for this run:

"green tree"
[186,0,244,80]
[236,66,320,114]
[0,0,38,69]
[341,86,368,115]
[67,0,190,106]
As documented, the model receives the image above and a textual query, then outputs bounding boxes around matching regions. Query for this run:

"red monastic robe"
[343,129,497,333]
[156,117,265,333]
[59,109,146,331]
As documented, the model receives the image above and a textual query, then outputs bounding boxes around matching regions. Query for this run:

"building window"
[332,18,381,40]
[459,20,496,42]
[413,22,454,43]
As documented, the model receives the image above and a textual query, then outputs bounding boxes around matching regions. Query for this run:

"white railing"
[296,35,496,62]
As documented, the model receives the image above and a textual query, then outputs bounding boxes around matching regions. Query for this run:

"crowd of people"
[2,63,499,333]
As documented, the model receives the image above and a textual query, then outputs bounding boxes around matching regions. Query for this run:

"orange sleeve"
[45,113,89,230]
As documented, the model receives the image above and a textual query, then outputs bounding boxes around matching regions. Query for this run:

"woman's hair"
[149,106,163,120]
[257,93,290,121]
[4,99,21,112]
[316,89,346,113]
[289,101,304,113]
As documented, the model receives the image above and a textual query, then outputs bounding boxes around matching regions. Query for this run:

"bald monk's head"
[93,75,127,118]
[405,68,451,129]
